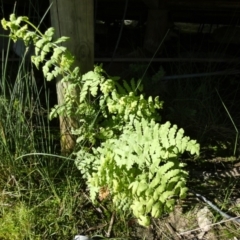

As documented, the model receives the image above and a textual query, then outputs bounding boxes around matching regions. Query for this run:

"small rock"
[197,206,213,239]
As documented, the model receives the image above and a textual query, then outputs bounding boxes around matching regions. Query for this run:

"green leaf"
[35,38,49,55]
[155,183,167,196]
[138,215,150,226]
[166,175,182,191]
[179,186,188,199]
[160,169,181,186]
[46,72,54,81]
[165,199,175,212]
[44,27,55,39]
[145,198,155,214]
[151,202,162,218]
[129,181,139,195]
[136,182,148,196]
[159,190,174,203]
[149,175,160,189]
[90,86,99,97]
[54,36,70,44]
[156,161,175,179]
[31,55,41,69]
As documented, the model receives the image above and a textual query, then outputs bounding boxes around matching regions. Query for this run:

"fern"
[68,66,163,145]
[75,118,199,226]
[2,14,200,227]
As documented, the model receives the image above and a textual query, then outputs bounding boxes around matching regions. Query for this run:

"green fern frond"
[77,118,199,226]
[2,15,200,228]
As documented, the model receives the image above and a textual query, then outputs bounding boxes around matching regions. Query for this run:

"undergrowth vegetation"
[0,38,82,239]
[0,10,240,240]
[2,13,200,225]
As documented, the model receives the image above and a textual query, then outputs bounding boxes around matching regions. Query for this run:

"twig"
[165,222,183,240]
[152,219,172,240]
[86,223,108,233]
[179,216,240,236]
[106,212,115,238]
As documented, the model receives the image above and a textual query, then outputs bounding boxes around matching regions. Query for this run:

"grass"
[0,33,136,240]
[0,44,83,238]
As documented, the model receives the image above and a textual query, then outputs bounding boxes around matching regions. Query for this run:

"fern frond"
[2,14,200,228]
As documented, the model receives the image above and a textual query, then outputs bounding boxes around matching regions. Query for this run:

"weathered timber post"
[142,0,170,54]
[49,0,94,153]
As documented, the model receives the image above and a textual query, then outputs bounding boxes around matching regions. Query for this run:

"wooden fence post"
[49,0,94,153]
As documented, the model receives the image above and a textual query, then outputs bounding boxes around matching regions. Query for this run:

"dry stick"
[106,212,115,238]
[165,222,183,240]
[152,219,174,240]
[179,216,240,236]
[86,223,108,233]
[178,217,239,235]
